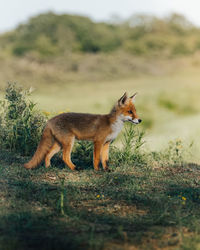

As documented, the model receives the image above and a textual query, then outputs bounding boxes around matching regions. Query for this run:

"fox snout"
[131,118,142,124]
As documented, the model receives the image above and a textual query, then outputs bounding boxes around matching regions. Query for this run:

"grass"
[0,148,199,250]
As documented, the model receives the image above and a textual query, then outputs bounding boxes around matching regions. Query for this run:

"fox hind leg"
[45,142,61,168]
[62,135,76,170]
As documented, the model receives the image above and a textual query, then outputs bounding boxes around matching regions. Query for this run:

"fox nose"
[138,119,142,123]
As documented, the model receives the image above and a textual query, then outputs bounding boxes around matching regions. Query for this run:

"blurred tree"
[0,11,199,58]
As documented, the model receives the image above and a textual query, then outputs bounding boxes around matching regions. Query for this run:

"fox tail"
[24,127,54,169]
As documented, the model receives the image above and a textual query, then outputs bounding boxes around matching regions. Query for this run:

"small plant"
[111,124,146,167]
[59,176,65,216]
[122,124,145,157]
[151,138,189,167]
[72,140,94,168]
[0,83,46,156]
[161,138,185,165]
[168,139,183,162]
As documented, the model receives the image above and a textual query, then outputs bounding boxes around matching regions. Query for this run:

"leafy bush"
[172,42,192,55]
[0,83,46,156]
[124,36,168,56]
[9,12,122,57]
[124,41,147,55]
[12,43,33,56]
[145,37,167,50]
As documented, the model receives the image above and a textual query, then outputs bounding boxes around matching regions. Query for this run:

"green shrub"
[9,13,122,57]
[171,42,192,55]
[124,36,167,56]
[72,140,93,168]
[12,43,32,56]
[0,83,46,156]
[2,11,200,58]
[145,37,167,50]
[34,35,58,56]
[110,124,146,167]
[124,41,147,55]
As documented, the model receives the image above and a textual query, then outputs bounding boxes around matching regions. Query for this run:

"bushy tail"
[24,127,54,169]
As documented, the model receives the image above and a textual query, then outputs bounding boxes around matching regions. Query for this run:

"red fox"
[24,92,142,171]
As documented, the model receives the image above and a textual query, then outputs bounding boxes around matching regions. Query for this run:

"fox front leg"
[93,141,103,171]
[101,142,110,171]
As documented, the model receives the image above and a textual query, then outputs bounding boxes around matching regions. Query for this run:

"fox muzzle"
[129,118,142,124]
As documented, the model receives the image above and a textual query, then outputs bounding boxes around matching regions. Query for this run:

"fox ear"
[118,92,128,106]
[130,92,138,103]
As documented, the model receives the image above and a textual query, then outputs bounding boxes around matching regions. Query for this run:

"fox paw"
[104,168,111,172]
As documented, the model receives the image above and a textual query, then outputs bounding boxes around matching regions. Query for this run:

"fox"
[24,92,142,171]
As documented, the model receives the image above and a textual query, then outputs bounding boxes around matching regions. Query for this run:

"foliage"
[172,42,192,55]
[72,140,94,168]
[110,124,146,167]
[1,12,200,58]
[0,83,46,156]
[5,12,122,57]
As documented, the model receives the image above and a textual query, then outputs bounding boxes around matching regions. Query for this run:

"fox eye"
[128,110,133,114]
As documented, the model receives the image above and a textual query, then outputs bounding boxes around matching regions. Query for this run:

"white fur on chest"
[106,115,125,142]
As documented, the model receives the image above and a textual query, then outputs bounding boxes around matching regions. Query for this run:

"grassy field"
[0,144,200,250]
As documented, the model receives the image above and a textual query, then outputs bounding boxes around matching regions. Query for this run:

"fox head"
[114,92,142,124]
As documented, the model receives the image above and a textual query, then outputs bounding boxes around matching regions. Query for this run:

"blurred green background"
[1,12,200,161]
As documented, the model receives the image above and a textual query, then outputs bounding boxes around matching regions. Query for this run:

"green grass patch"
[0,147,199,249]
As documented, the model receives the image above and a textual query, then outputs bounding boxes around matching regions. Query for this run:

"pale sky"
[1,0,200,33]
